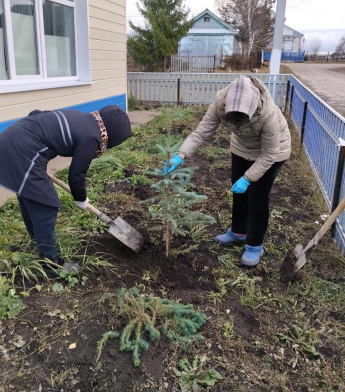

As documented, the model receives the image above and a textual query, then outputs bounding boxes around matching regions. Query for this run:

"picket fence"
[171,55,218,73]
[128,72,289,108]
[263,51,305,62]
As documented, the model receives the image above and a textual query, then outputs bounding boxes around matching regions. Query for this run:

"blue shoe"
[215,228,246,245]
[241,244,264,267]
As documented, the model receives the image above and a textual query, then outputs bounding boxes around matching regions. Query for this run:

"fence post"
[177,78,181,105]
[331,146,345,237]
[300,101,308,145]
[284,80,290,113]
[289,85,294,114]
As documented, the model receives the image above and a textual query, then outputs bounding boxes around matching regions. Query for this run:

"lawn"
[0,105,344,392]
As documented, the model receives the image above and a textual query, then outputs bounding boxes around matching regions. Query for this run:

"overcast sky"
[127,0,345,53]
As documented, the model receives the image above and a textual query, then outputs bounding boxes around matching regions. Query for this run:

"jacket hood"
[225,75,260,119]
[98,105,132,148]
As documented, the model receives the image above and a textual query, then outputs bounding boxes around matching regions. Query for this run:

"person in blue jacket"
[0,105,132,277]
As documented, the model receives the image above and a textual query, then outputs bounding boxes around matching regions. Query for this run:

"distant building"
[263,12,305,62]
[267,11,304,52]
[282,25,304,52]
[178,9,240,59]
[266,23,304,52]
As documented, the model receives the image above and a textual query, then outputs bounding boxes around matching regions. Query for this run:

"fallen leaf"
[69,342,77,349]
[13,339,26,348]
[47,309,61,317]
[20,291,30,297]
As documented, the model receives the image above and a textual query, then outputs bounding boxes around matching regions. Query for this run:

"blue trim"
[0,93,127,133]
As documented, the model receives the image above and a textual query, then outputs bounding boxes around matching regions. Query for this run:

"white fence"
[128,72,289,108]
[171,55,220,73]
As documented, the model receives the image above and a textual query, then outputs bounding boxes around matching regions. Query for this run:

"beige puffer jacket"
[179,76,291,182]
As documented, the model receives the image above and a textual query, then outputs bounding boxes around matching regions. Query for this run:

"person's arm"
[244,109,281,182]
[68,139,99,202]
[162,102,220,174]
[179,102,221,158]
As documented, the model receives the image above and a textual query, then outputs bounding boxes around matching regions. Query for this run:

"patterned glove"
[75,197,89,210]
[231,177,250,193]
[162,155,184,174]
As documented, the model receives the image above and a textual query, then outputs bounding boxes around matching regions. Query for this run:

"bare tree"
[333,36,345,59]
[308,38,322,60]
[216,0,274,55]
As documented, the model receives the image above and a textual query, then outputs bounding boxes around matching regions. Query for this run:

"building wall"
[179,34,236,57]
[0,0,127,132]
[193,14,225,30]
[282,37,303,51]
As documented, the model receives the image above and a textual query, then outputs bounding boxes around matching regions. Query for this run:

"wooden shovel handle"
[48,174,104,219]
[311,195,345,245]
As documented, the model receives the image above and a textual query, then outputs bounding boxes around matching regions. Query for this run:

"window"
[0,0,90,92]
[204,16,210,23]
[283,39,294,51]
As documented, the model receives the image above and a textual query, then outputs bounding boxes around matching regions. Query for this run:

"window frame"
[0,0,91,93]
[283,38,294,52]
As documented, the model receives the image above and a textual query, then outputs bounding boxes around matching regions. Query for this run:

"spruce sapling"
[143,129,216,256]
[98,287,206,366]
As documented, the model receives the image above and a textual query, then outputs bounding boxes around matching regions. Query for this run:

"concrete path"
[0,110,160,207]
[285,63,345,118]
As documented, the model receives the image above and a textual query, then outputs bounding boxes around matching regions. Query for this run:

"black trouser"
[17,196,58,262]
[231,153,285,246]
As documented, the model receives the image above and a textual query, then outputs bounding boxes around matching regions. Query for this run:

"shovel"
[280,195,345,282]
[48,174,144,253]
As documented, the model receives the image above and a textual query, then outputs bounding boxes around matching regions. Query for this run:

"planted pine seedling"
[142,129,215,256]
[98,287,206,367]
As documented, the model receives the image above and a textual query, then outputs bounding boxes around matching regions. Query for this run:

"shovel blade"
[280,244,307,283]
[107,217,144,253]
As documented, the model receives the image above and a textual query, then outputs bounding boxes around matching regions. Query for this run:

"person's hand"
[75,197,89,210]
[231,177,250,193]
[163,154,184,174]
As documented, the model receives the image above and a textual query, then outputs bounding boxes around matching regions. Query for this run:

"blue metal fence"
[263,51,305,62]
[288,75,345,251]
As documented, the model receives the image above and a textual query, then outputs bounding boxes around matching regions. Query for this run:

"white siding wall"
[0,0,127,122]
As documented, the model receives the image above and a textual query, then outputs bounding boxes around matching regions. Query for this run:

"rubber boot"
[214,228,246,245]
[241,244,264,267]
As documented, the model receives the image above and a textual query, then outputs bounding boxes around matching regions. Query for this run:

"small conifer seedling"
[98,287,206,367]
[143,129,216,256]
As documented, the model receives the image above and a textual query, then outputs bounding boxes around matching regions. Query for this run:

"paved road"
[285,63,345,118]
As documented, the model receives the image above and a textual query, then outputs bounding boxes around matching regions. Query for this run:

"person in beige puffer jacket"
[163,75,291,266]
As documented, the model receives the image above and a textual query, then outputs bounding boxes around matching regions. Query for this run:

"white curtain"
[11,11,39,75]
[45,35,71,77]
[44,1,76,77]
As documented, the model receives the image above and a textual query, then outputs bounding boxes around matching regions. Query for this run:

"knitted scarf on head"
[92,111,108,158]
[225,75,260,119]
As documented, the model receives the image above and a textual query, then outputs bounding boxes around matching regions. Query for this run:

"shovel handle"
[310,195,345,246]
[48,174,107,220]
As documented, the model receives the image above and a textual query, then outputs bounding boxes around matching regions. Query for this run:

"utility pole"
[269,0,287,75]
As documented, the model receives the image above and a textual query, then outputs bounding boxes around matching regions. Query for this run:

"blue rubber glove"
[163,154,184,174]
[231,176,250,193]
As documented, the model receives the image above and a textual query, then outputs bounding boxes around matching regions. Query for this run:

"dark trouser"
[231,153,285,246]
[17,195,58,261]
